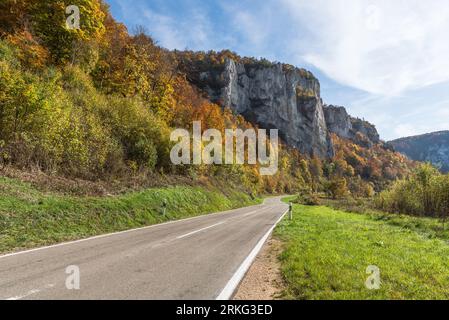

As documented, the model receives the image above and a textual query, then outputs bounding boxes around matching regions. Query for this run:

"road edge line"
[215,205,289,300]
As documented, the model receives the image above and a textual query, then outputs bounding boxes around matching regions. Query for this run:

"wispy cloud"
[115,0,214,50]
[344,89,449,140]
[282,0,449,95]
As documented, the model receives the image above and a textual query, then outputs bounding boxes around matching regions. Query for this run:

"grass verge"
[275,202,449,300]
[0,176,260,254]
[321,198,449,242]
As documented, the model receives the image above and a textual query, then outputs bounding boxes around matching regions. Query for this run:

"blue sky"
[106,0,449,141]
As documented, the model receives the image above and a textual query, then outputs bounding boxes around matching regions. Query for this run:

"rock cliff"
[324,105,380,148]
[179,52,383,158]
[198,58,332,157]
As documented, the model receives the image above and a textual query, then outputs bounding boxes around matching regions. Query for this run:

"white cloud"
[144,9,213,50]
[116,0,213,50]
[393,122,449,139]
[141,10,184,49]
[233,11,267,46]
[347,94,449,140]
[394,124,419,138]
[281,0,449,95]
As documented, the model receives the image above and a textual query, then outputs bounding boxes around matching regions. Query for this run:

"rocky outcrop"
[351,118,380,146]
[196,58,333,157]
[324,105,380,148]
[323,105,353,140]
[180,53,383,158]
[389,131,449,173]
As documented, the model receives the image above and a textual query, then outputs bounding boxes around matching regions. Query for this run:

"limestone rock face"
[324,105,380,148]
[183,55,383,158]
[200,58,333,157]
[351,118,380,146]
[323,105,353,140]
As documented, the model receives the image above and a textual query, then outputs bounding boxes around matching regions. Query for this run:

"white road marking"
[6,289,41,301]
[216,206,289,300]
[176,221,226,240]
[242,207,270,217]
[6,284,55,300]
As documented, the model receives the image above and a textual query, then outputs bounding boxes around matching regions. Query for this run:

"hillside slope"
[0,0,414,198]
[389,131,449,172]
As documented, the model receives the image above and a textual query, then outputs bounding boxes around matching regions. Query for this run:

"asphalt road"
[0,196,288,300]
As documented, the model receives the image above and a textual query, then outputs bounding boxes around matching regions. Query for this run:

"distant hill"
[389,131,449,172]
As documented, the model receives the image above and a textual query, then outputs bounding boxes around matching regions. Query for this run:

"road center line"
[242,207,270,217]
[176,221,226,240]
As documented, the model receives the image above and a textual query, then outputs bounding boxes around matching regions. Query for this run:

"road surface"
[0,196,288,300]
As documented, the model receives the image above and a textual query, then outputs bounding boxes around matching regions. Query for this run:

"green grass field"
[0,177,260,254]
[275,202,449,300]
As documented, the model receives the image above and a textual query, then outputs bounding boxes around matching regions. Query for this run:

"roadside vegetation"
[275,202,449,300]
[322,197,449,242]
[296,163,449,223]
[377,163,449,219]
[0,176,260,254]
[275,163,449,300]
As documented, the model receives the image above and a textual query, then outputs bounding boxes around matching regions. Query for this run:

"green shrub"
[327,178,349,199]
[294,187,320,206]
[377,164,449,218]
